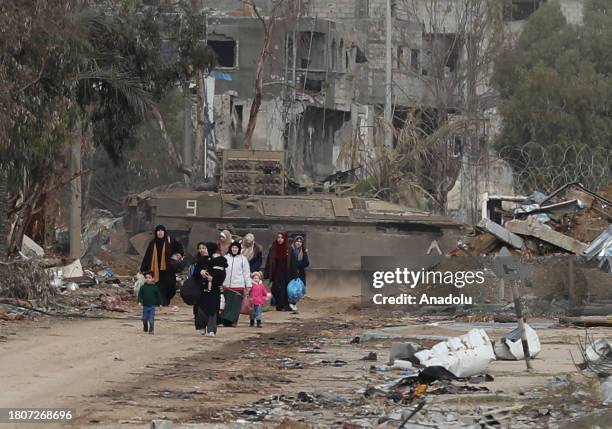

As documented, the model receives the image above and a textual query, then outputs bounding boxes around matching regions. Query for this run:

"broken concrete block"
[414,329,496,377]
[478,218,524,249]
[391,359,414,370]
[21,235,44,257]
[505,219,588,254]
[151,420,172,429]
[493,323,541,360]
[388,342,423,365]
[60,259,84,278]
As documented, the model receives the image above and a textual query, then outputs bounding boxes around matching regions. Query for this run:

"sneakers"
[289,303,298,312]
[148,330,154,335]
[198,330,207,336]
[206,332,216,337]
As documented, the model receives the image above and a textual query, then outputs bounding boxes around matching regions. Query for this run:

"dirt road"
[0,298,347,429]
[1,296,610,429]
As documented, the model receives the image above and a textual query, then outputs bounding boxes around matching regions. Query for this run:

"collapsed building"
[146,0,588,223]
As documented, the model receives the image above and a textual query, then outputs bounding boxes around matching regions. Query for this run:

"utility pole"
[69,125,82,259]
[182,85,192,185]
[384,0,393,149]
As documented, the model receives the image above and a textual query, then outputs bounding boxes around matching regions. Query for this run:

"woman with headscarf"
[241,233,263,273]
[217,230,233,255]
[194,242,226,336]
[264,232,296,311]
[140,225,184,306]
[191,242,212,333]
[291,235,310,295]
[220,241,252,327]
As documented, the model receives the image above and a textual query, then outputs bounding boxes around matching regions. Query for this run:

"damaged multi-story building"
[187,0,585,219]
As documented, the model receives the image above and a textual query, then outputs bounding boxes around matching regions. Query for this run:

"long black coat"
[264,248,297,311]
[197,255,227,316]
[140,236,184,306]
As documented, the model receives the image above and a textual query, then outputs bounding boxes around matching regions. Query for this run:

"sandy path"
[0,301,328,428]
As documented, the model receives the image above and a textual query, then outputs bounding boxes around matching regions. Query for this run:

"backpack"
[180,276,201,305]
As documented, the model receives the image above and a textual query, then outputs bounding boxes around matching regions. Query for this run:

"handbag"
[240,295,253,315]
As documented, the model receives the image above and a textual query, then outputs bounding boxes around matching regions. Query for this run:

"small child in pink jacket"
[249,272,267,328]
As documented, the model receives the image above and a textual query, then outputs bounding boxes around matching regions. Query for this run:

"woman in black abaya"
[140,225,184,306]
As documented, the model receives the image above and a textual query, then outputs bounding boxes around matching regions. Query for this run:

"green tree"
[493,0,612,193]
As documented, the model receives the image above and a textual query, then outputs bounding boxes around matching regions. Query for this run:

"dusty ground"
[0,292,611,429]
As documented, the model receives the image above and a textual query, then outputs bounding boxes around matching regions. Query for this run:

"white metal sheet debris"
[493,323,541,360]
[413,329,496,377]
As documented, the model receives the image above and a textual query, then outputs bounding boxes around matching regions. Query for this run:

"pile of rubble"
[461,182,612,271]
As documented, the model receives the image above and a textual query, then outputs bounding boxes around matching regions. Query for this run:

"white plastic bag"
[219,294,226,311]
[133,273,145,297]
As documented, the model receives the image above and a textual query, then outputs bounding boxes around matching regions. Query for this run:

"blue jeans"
[143,305,156,321]
[142,305,155,332]
[251,304,263,321]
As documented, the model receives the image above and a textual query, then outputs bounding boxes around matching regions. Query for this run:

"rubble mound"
[0,259,55,306]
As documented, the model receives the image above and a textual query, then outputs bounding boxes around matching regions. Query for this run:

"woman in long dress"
[264,232,295,311]
[140,225,184,306]
[194,242,225,336]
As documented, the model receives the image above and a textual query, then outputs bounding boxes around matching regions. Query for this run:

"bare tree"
[386,0,507,217]
[243,0,308,149]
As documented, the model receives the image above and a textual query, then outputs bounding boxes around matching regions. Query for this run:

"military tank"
[126,149,465,296]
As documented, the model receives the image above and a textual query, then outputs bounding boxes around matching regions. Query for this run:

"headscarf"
[205,242,218,257]
[151,225,168,282]
[241,233,256,261]
[292,235,305,261]
[228,241,241,257]
[269,232,289,274]
[217,229,233,255]
[195,241,210,266]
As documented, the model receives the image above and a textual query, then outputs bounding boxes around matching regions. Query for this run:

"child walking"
[138,271,162,335]
[249,272,267,328]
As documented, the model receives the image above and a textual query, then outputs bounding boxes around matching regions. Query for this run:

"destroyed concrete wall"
[446,149,515,223]
[207,17,285,100]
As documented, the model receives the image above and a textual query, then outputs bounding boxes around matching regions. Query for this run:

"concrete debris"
[151,420,173,429]
[57,259,84,279]
[478,218,524,249]
[388,342,423,365]
[470,182,611,258]
[21,235,44,257]
[505,219,588,254]
[81,209,122,262]
[391,360,414,370]
[414,329,496,377]
[493,323,541,360]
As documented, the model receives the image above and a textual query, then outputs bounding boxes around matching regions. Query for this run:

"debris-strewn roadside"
[59,307,612,429]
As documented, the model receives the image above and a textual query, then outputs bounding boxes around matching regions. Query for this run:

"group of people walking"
[138,226,310,337]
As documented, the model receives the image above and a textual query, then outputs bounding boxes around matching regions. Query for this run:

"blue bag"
[287,278,305,303]
[188,263,196,278]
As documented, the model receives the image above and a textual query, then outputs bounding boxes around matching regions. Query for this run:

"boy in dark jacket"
[138,271,162,335]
